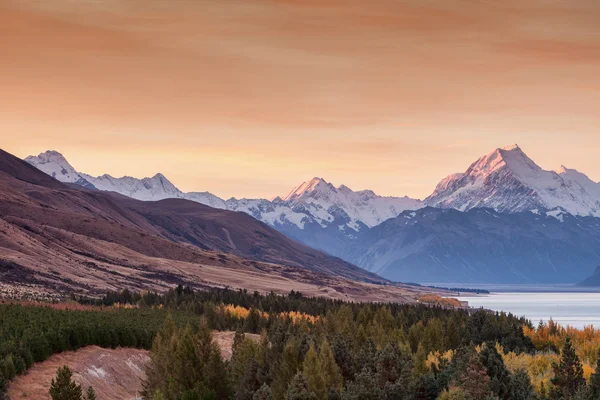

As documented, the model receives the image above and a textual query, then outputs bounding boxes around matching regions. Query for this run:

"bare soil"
[7,346,149,400]
[7,331,261,400]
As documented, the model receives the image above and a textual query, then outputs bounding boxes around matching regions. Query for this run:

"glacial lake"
[457,290,600,329]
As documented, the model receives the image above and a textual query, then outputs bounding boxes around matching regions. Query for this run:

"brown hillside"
[0,148,438,303]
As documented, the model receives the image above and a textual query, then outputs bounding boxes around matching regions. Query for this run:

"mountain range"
[25,145,600,284]
[4,148,445,303]
[25,151,422,240]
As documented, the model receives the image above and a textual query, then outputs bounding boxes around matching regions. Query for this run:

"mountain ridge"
[25,151,423,234]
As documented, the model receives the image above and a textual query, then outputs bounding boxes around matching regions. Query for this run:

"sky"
[2,0,600,200]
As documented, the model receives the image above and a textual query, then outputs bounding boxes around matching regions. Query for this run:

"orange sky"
[2,0,600,199]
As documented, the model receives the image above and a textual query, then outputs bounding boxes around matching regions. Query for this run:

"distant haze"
[2,0,599,199]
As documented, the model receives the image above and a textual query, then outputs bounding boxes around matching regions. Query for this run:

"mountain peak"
[426,144,600,217]
[26,150,69,164]
[152,173,168,180]
[468,144,540,179]
[282,177,334,201]
[24,150,84,184]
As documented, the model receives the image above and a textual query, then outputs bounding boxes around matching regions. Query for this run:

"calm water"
[458,292,600,329]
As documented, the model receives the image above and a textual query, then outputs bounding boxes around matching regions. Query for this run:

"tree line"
[2,286,590,399]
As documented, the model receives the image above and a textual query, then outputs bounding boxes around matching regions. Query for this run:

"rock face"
[425,145,600,217]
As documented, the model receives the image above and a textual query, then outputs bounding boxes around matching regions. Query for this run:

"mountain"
[2,148,422,301]
[342,207,600,284]
[425,145,600,217]
[23,150,95,189]
[577,266,600,287]
[24,146,600,286]
[25,151,422,236]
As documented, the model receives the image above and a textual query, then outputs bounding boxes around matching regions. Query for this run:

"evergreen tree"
[273,340,301,400]
[479,343,511,399]
[49,366,83,400]
[253,383,273,400]
[341,368,383,400]
[285,373,317,400]
[330,336,355,381]
[303,344,327,400]
[507,369,536,400]
[84,386,97,400]
[319,340,343,393]
[551,338,586,399]
[235,358,261,400]
[586,350,600,400]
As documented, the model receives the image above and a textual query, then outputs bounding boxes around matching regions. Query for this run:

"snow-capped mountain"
[24,151,96,189]
[281,177,422,230]
[25,151,421,235]
[24,146,600,284]
[425,144,600,217]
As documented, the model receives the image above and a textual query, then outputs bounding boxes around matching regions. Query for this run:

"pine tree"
[480,343,511,399]
[551,337,586,399]
[341,368,383,400]
[303,344,327,400]
[84,386,97,400]
[49,366,83,400]
[285,373,317,400]
[586,350,600,400]
[330,336,355,381]
[273,340,301,400]
[507,369,536,400]
[253,383,273,400]
[318,340,343,393]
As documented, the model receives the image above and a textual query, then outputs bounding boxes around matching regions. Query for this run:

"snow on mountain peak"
[426,144,600,217]
[25,150,422,233]
[279,178,423,229]
[282,177,334,201]
[25,150,84,184]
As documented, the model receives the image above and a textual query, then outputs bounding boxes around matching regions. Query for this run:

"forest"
[1,287,599,399]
